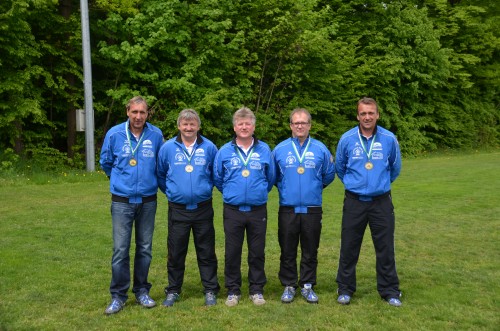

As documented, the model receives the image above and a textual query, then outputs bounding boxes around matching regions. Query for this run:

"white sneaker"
[249,293,266,305]
[225,294,241,307]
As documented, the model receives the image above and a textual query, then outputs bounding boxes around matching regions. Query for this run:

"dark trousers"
[278,206,322,288]
[165,202,220,295]
[223,203,267,296]
[336,193,400,299]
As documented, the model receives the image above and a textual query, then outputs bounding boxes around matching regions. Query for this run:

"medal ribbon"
[357,130,376,161]
[292,137,311,166]
[125,120,145,159]
[235,145,255,168]
[181,143,196,164]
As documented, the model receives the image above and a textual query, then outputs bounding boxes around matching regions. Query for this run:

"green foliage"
[0,148,20,171]
[0,0,84,158]
[0,0,499,165]
[24,146,80,172]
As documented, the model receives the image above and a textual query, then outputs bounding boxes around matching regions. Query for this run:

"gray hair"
[289,108,312,124]
[177,109,201,126]
[232,107,256,126]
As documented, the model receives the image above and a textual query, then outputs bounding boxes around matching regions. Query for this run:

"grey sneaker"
[136,294,156,308]
[162,293,179,307]
[387,297,402,307]
[225,294,241,307]
[337,294,351,305]
[249,293,266,305]
[205,292,217,306]
[105,298,124,315]
[301,284,318,304]
[281,286,296,303]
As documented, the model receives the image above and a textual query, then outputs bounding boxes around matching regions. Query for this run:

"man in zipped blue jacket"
[157,109,220,307]
[213,107,275,307]
[272,108,335,305]
[100,96,164,315]
[335,97,403,307]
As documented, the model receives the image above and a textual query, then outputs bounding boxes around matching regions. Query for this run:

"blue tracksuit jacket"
[213,136,275,209]
[273,136,335,212]
[335,125,401,197]
[100,121,164,203]
[157,133,217,209]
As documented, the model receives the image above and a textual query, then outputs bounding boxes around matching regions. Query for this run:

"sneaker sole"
[138,304,156,308]
[387,301,402,307]
[137,301,156,308]
[252,301,266,305]
[302,294,318,304]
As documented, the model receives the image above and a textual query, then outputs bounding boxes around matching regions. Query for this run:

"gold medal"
[129,158,137,166]
[242,169,250,177]
[365,161,373,170]
[185,164,194,173]
[297,166,305,174]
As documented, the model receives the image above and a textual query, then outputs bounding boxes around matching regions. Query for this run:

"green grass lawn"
[0,151,498,330]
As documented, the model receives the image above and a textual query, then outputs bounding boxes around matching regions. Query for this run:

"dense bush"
[1,0,498,167]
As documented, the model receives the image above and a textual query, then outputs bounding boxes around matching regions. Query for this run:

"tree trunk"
[13,121,25,155]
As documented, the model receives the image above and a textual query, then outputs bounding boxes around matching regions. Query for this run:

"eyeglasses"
[290,122,310,127]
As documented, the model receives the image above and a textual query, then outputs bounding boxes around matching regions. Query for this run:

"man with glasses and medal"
[213,107,275,307]
[157,109,220,307]
[335,97,403,307]
[272,108,335,304]
[100,96,164,315]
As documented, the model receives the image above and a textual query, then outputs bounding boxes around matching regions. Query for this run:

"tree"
[0,0,46,155]
[1,0,498,168]
[0,0,84,165]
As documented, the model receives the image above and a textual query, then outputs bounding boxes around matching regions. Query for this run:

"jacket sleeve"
[271,148,281,187]
[99,132,114,177]
[208,143,218,185]
[266,150,276,192]
[335,138,347,183]
[322,147,335,187]
[157,145,167,194]
[389,137,402,182]
[213,149,224,193]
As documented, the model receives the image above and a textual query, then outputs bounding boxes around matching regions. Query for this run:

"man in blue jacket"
[157,109,220,307]
[273,108,335,304]
[100,96,164,315]
[213,107,275,307]
[335,97,402,307]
